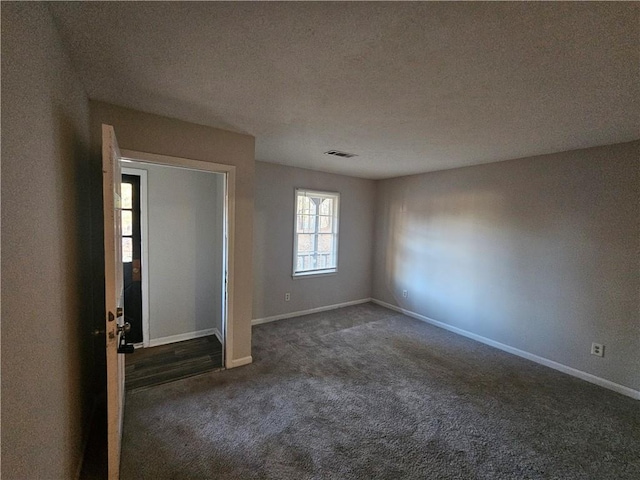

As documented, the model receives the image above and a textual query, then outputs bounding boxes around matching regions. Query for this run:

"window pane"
[318,234,334,254]
[122,237,133,263]
[122,210,133,236]
[319,216,332,233]
[297,234,314,253]
[297,215,316,233]
[319,198,333,216]
[121,183,133,209]
[304,255,314,270]
[297,195,316,215]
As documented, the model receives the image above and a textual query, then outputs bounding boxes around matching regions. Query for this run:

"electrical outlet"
[285,292,290,302]
[591,342,604,357]
[402,290,408,298]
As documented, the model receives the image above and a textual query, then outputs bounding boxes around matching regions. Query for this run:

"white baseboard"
[227,355,252,368]
[252,298,372,326]
[371,298,640,401]
[212,328,223,344]
[149,328,218,347]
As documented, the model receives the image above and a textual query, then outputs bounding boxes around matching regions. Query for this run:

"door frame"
[120,149,235,367]
[121,167,150,348]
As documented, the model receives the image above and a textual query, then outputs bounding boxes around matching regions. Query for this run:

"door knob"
[117,322,131,334]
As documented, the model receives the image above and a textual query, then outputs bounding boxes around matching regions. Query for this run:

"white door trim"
[121,167,150,348]
[120,149,235,369]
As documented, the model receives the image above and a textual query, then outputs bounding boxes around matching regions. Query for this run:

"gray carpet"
[121,303,639,479]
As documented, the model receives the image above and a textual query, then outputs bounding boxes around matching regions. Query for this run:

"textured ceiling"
[50,2,639,179]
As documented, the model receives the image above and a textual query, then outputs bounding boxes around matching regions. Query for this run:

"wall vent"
[324,150,358,158]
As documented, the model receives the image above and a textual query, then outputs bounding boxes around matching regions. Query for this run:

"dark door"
[121,174,143,344]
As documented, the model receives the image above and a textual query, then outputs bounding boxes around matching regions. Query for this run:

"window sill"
[292,269,337,279]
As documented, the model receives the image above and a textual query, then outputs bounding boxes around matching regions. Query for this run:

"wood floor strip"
[125,334,223,390]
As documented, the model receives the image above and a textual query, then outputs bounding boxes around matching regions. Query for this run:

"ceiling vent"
[324,150,358,158]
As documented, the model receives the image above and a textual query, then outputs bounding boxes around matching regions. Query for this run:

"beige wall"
[1,3,93,478]
[253,161,376,320]
[90,101,255,364]
[373,141,640,391]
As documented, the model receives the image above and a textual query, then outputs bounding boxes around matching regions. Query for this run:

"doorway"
[119,151,234,389]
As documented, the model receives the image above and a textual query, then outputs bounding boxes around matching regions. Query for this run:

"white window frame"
[292,188,340,277]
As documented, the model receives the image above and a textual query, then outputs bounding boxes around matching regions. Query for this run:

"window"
[121,182,134,262]
[293,189,340,276]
